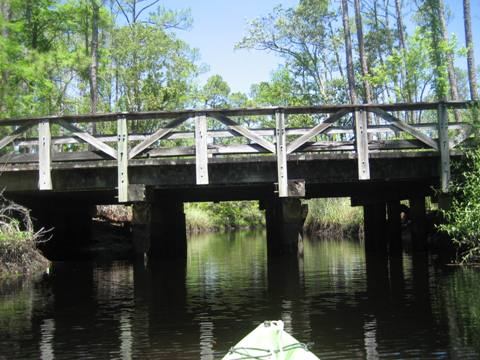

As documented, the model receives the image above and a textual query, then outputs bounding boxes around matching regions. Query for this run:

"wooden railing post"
[195,114,209,185]
[38,120,52,190]
[275,110,288,197]
[438,102,450,192]
[354,109,370,180]
[117,116,129,202]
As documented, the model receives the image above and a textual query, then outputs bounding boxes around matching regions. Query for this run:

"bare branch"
[134,0,161,22]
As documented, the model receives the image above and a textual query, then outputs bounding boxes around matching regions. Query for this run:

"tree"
[353,0,371,104]
[237,0,343,104]
[437,0,461,121]
[463,0,477,101]
[341,0,357,104]
[111,5,199,115]
[198,75,230,108]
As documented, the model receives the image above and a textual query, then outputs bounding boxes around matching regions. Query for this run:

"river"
[0,231,479,359]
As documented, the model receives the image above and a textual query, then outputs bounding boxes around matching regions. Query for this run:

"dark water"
[1,231,480,359]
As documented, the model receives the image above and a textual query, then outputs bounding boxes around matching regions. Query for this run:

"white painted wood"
[128,115,189,159]
[438,103,450,192]
[370,107,439,150]
[354,110,370,180]
[449,124,473,149]
[38,120,52,190]
[212,114,276,153]
[195,115,209,185]
[276,111,289,197]
[117,117,129,202]
[56,120,117,159]
[286,108,350,154]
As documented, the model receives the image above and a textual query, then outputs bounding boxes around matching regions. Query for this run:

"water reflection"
[0,232,479,359]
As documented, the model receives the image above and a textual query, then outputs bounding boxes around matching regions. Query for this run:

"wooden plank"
[370,107,439,150]
[0,122,36,151]
[195,115,209,185]
[286,108,350,154]
[449,123,473,149]
[212,113,276,153]
[438,103,450,192]
[354,110,370,180]
[38,120,52,190]
[276,111,289,197]
[129,115,189,159]
[0,138,439,164]
[14,122,462,148]
[56,119,117,159]
[0,101,475,126]
[117,117,129,202]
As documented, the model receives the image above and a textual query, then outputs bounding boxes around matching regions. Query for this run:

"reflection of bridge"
[0,101,475,257]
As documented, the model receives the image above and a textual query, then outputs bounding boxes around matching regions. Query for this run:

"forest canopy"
[0,0,477,119]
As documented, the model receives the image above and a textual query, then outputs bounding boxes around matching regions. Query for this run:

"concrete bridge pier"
[132,200,187,258]
[410,197,427,252]
[264,198,308,257]
[386,200,402,255]
[363,202,387,253]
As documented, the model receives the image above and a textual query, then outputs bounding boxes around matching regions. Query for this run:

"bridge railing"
[0,101,476,201]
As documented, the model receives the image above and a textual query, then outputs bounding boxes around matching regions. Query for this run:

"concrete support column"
[410,197,427,252]
[265,198,307,257]
[132,201,187,258]
[386,200,402,255]
[363,203,387,253]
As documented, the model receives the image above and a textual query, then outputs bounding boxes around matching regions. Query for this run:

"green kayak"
[221,320,320,360]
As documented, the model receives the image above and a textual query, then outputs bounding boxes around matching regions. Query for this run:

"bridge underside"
[1,152,451,259]
[3,152,444,202]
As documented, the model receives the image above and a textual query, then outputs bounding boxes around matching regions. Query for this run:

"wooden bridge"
[0,101,475,258]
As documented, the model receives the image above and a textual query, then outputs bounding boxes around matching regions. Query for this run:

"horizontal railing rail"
[0,101,477,201]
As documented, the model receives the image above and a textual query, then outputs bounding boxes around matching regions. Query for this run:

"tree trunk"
[463,0,478,100]
[341,0,357,104]
[353,0,371,104]
[89,0,99,135]
[438,0,461,121]
[373,0,390,102]
[0,0,11,114]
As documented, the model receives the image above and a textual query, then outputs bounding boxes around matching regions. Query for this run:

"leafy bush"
[439,149,480,263]
[185,201,264,232]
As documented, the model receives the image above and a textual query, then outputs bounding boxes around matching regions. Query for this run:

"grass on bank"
[304,198,363,237]
[0,196,49,277]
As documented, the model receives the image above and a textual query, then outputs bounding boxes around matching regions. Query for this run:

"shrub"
[438,149,480,263]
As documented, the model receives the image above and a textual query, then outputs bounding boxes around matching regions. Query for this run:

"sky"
[160,0,480,95]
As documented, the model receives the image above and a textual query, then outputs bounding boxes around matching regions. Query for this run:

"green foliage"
[439,149,480,263]
[185,201,264,232]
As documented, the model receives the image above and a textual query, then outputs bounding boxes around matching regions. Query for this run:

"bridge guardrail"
[0,101,476,201]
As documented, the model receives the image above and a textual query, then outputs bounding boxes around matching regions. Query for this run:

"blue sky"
[161,0,480,94]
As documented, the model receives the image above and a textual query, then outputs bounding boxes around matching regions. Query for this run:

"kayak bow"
[221,320,320,360]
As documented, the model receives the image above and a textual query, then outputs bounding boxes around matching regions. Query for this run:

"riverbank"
[304,198,363,238]
[96,199,362,237]
[0,197,49,278]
